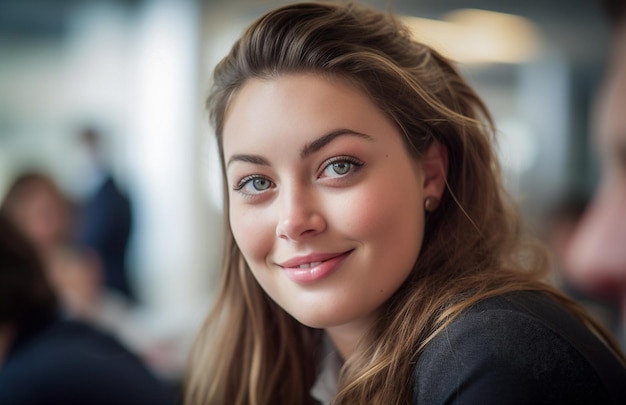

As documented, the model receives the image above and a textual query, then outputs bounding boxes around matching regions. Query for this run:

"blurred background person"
[0,171,102,322]
[0,212,176,404]
[565,0,626,348]
[542,192,621,338]
[74,125,136,305]
[0,168,181,388]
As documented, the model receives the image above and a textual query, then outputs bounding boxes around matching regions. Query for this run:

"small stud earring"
[424,196,440,212]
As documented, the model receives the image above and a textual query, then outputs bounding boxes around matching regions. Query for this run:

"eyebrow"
[300,128,374,159]
[226,128,374,168]
[226,154,269,168]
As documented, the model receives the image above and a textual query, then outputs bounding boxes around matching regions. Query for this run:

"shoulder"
[0,319,174,404]
[412,291,626,405]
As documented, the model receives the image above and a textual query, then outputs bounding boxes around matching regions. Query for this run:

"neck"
[325,314,376,360]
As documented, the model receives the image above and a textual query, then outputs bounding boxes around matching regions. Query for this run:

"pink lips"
[278,250,352,283]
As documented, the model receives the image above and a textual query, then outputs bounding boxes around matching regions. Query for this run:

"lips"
[277,251,347,268]
[277,250,353,283]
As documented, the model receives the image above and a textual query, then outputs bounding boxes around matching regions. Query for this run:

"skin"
[222,73,447,358]
[565,24,626,319]
[10,186,66,255]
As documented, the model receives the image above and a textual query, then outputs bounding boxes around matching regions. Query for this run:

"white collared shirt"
[310,338,343,405]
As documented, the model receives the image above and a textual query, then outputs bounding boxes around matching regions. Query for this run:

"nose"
[275,185,326,241]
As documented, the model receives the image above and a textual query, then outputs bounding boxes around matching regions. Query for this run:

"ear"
[419,140,448,199]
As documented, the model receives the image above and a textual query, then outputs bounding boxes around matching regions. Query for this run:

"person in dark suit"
[0,212,176,404]
[75,127,135,303]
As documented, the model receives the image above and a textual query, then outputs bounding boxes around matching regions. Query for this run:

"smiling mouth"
[278,250,353,269]
[278,250,353,283]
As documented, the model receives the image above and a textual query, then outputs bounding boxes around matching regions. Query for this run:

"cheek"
[336,175,424,258]
[343,170,422,229]
[229,206,273,265]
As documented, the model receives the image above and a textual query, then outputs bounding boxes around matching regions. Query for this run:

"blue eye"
[320,156,363,178]
[234,175,273,194]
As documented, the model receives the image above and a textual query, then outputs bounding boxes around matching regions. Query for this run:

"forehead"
[224,73,367,118]
[221,73,394,154]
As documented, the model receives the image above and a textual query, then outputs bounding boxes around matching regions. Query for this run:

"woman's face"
[12,184,66,251]
[223,73,443,339]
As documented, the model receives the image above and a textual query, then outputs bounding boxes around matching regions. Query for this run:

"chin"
[288,308,362,330]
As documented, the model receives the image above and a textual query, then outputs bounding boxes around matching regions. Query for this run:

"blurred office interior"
[0,0,614,381]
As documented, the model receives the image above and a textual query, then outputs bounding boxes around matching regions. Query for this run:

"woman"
[1,172,102,321]
[0,212,175,404]
[186,2,626,404]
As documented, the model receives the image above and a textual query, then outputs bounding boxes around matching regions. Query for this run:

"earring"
[424,196,440,212]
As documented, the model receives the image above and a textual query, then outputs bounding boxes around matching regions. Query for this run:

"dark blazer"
[0,314,176,404]
[77,175,134,301]
[413,291,626,404]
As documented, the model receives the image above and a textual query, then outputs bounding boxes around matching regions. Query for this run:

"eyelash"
[233,175,273,192]
[232,155,365,195]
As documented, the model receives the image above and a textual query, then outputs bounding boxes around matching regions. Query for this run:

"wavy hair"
[185,2,625,404]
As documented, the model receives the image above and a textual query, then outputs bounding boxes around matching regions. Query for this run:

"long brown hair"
[186,2,625,404]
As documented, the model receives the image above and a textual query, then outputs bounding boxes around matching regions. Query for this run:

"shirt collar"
[310,337,343,404]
